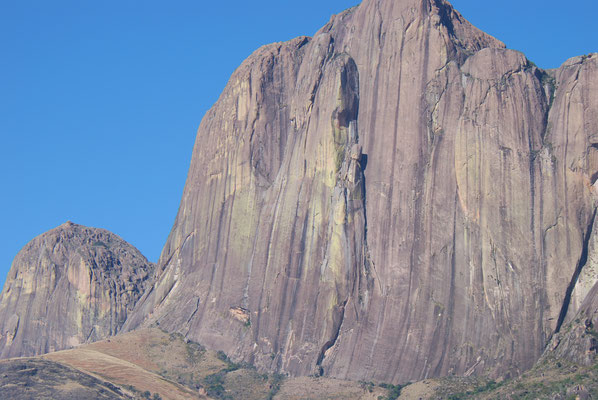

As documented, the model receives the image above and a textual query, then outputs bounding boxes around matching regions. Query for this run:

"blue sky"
[1,0,596,288]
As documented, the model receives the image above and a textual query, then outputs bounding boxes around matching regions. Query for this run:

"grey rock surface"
[0,222,155,358]
[120,0,598,384]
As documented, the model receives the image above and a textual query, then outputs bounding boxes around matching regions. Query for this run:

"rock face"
[125,0,598,384]
[0,222,154,358]
[543,279,598,367]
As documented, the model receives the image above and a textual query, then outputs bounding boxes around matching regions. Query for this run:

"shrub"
[203,372,230,399]
[216,351,229,362]
[378,383,403,400]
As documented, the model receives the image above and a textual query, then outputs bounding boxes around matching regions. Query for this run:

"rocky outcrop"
[124,0,598,384]
[542,280,598,367]
[0,222,155,358]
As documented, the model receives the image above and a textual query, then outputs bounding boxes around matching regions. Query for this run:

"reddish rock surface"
[124,0,598,384]
[0,0,595,386]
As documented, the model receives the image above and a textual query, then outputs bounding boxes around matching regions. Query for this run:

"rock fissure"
[85,327,95,343]
[185,298,201,326]
[315,299,347,375]
[555,207,598,334]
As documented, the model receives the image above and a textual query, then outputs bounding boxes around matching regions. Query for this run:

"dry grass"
[396,379,442,400]
[47,326,598,400]
[275,376,387,400]
[44,347,201,400]
[46,328,397,400]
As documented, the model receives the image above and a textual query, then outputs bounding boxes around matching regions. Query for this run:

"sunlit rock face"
[124,0,598,384]
[0,222,155,358]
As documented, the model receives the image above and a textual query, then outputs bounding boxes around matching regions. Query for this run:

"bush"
[204,372,227,399]
[378,383,403,400]
[359,380,375,392]
[216,351,229,362]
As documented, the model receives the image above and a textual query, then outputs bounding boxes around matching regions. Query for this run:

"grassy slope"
[0,358,132,400]
[44,347,199,400]
[7,326,598,399]
[37,328,389,400]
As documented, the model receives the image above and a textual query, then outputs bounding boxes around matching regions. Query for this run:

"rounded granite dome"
[0,222,155,358]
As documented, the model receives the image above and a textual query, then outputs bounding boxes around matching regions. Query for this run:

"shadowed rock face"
[124,0,598,384]
[0,222,154,359]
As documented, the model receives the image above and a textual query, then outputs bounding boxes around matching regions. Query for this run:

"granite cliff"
[1,0,597,389]
[0,222,155,358]
[124,0,598,384]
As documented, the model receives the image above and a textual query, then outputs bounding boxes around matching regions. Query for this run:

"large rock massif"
[124,0,598,384]
[1,0,597,388]
[0,222,154,358]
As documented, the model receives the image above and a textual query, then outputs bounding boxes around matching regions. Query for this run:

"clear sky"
[1,0,596,289]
